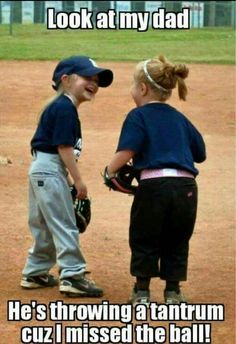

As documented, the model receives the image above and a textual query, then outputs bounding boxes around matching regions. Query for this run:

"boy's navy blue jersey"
[117,103,206,176]
[31,95,82,156]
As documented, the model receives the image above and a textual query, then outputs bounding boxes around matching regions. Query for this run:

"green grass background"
[0,25,235,64]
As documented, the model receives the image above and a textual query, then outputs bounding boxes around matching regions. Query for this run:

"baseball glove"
[70,185,91,233]
[103,163,140,195]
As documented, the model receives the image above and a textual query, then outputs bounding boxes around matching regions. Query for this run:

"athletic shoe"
[59,276,103,297]
[164,290,186,304]
[21,274,58,289]
[128,287,150,306]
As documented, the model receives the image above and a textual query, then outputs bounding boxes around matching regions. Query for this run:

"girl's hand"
[74,179,88,199]
[107,150,136,174]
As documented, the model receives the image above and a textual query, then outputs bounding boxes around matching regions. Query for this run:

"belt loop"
[31,148,37,157]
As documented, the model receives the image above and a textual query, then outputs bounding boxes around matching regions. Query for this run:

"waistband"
[140,168,195,180]
[31,150,64,166]
[31,148,58,156]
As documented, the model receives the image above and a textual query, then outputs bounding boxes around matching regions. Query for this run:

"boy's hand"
[70,185,91,233]
[74,179,88,199]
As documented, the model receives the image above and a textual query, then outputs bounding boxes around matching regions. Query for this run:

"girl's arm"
[189,125,206,163]
[107,150,135,176]
[58,145,87,199]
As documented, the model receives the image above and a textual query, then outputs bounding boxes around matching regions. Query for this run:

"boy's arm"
[58,145,87,199]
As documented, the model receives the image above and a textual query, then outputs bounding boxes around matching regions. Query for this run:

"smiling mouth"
[85,87,95,95]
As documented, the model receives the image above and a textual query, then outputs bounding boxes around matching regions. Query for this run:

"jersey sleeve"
[188,122,206,163]
[52,103,78,147]
[116,110,146,153]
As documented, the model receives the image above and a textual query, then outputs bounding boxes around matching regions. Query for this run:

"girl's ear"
[140,82,148,96]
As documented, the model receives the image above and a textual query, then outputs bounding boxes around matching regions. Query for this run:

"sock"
[135,277,151,291]
[165,280,180,293]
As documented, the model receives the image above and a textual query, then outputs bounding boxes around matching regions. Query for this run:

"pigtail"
[173,64,189,101]
[156,55,189,101]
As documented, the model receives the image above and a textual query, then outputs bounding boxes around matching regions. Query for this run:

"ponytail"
[37,86,64,123]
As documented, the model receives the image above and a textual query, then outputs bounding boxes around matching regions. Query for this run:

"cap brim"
[79,67,113,87]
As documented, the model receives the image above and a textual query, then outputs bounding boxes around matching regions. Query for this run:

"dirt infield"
[0,61,235,344]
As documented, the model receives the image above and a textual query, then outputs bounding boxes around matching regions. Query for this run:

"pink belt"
[140,168,195,180]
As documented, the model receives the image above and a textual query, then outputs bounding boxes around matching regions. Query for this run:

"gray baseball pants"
[22,151,86,280]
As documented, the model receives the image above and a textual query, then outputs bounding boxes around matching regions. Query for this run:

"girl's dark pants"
[129,177,198,281]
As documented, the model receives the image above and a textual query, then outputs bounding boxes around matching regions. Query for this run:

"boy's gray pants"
[22,151,86,280]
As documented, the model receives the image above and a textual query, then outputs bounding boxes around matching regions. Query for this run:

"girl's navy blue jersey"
[117,103,206,176]
[31,95,82,156]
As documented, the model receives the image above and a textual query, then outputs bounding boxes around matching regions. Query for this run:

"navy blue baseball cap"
[52,56,113,90]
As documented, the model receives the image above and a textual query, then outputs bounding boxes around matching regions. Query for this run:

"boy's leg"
[22,179,57,275]
[21,179,57,288]
[22,153,102,296]
[29,172,86,279]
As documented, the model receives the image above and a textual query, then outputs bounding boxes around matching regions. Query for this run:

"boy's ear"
[140,82,148,96]
[60,74,69,84]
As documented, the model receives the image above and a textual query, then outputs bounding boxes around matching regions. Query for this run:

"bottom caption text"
[7,300,224,343]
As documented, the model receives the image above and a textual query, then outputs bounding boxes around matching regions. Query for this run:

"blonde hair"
[135,55,189,101]
[37,74,77,123]
[37,88,63,123]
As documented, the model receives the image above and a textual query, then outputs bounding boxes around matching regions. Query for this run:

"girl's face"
[131,77,147,106]
[63,74,99,104]
[131,78,144,107]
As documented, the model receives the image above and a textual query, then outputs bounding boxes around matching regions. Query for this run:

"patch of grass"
[0,25,235,64]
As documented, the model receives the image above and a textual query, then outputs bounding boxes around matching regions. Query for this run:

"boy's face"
[63,74,99,104]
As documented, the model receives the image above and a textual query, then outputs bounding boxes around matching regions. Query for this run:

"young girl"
[21,56,113,297]
[106,55,206,305]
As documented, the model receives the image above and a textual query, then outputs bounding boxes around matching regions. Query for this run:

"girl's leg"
[160,178,198,303]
